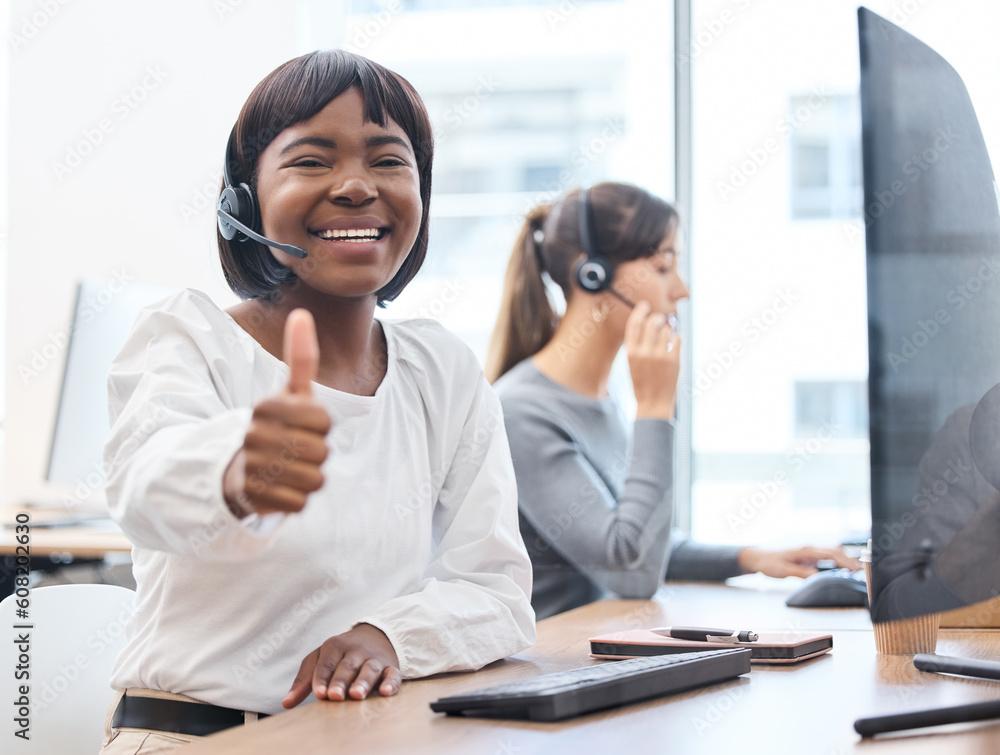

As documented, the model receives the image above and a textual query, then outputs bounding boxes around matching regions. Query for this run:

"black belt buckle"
[112,694,267,737]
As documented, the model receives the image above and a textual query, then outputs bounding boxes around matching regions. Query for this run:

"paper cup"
[872,613,940,654]
[861,539,939,654]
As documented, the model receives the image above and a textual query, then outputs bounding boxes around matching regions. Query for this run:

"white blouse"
[104,289,535,714]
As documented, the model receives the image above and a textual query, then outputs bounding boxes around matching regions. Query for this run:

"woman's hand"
[223,309,332,517]
[737,546,862,579]
[283,623,402,708]
[626,300,682,420]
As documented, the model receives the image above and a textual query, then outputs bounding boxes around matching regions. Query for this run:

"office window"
[523,164,565,192]
[790,93,862,220]
[690,1,872,546]
[345,1,675,362]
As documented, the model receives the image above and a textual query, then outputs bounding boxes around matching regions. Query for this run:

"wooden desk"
[0,506,132,558]
[179,582,1000,754]
[0,523,132,558]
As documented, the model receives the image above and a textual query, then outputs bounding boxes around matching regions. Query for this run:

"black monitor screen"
[860,7,1000,622]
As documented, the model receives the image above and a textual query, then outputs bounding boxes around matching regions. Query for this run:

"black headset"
[217,129,309,259]
[572,186,635,307]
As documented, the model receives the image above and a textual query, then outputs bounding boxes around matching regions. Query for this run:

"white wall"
[3,0,305,502]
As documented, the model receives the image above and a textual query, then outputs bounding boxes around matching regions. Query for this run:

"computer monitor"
[45,278,178,508]
[860,7,1000,623]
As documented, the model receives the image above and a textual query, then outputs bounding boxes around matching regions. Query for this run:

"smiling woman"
[98,50,534,754]
[217,51,433,306]
[488,182,861,620]
[251,89,423,304]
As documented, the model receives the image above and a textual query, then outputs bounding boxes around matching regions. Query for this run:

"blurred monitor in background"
[44,278,178,513]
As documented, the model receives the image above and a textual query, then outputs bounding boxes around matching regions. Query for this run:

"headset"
[572,186,636,308]
[216,129,309,259]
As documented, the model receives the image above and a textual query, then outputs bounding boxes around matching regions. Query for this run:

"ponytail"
[486,183,677,383]
[485,204,558,383]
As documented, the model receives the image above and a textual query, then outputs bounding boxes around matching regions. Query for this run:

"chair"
[0,583,135,754]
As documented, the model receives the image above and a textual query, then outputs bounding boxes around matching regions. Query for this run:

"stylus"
[650,626,759,643]
[913,653,1000,681]
[854,698,1000,737]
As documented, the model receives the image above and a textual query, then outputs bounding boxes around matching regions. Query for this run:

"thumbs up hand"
[284,308,320,396]
[223,309,332,517]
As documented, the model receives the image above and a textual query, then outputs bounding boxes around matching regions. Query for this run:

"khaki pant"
[98,689,266,754]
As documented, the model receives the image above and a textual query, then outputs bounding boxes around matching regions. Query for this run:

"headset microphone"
[217,130,308,259]
[573,186,636,308]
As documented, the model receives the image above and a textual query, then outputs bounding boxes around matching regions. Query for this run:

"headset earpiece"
[573,186,614,293]
[572,186,637,309]
[217,129,258,243]
[215,127,308,258]
[217,182,257,241]
[574,257,612,292]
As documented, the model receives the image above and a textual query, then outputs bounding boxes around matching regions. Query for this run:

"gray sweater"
[494,358,744,619]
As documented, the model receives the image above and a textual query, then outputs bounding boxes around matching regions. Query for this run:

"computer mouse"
[785,568,870,608]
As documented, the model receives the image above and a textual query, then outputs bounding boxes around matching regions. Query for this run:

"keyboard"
[429,648,752,722]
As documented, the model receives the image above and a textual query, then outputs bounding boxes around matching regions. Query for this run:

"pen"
[913,653,1000,681]
[650,626,759,643]
[855,698,1000,737]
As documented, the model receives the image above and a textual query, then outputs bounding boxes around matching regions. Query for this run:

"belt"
[112,693,270,737]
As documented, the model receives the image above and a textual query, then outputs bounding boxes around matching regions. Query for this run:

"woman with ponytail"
[488,182,858,619]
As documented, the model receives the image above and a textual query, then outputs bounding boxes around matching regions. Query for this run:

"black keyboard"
[429,648,752,722]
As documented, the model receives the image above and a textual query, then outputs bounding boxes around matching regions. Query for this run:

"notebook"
[589,629,833,664]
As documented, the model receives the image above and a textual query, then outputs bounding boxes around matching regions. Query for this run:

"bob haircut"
[218,50,434,306]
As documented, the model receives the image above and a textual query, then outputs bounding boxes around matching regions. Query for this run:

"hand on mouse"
[737,546,862,579]
[223,308,332,517]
